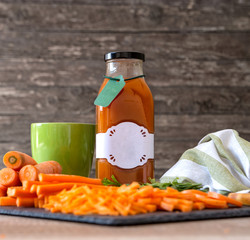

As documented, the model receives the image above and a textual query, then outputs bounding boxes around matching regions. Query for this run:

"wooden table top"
[0,215,249,240]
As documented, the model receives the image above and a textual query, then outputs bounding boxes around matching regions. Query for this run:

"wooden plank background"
[0,0,249,178]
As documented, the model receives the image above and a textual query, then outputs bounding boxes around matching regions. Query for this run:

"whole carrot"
[3,151,37,171]
[0,168,21,187]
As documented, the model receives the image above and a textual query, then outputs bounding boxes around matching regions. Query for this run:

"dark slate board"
[0,206,250,226]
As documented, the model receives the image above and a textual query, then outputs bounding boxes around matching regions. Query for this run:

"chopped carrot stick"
[16,197,35,207]
[7,187,37,198]
[32,182,81,194]
[175,203,193,212]
[208,192,243,207]
[34,198,45,208]
[195,195,228,208]
[22,181,51,191]
[34,198,38,208]
[132,186,153,199]
[152,188,169,198]
[38,173,102,185]
[166,187,179,193]
[162,197,179,205]
[160,201,174,212]
[162,197,193,212]
[0,168,20,187]
[145,204,157,212]
[36,182,108,196]
[136,198,152,205]
[176,193,196,201]
[178,199,194,206]
[38,199,45,208]
[0,196,16,206]
[151,197,162,205]
[182,189,208,196]
[30,185,39,193]
[205,204,228,209]
[3,151,37,170]
[0,184,7,197]
[36,183,74,196]
[154,192,195,201]
[193,202,205,210]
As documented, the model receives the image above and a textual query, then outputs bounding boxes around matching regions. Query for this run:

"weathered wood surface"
[0,86,249,115]
[0,0,249,178]
[1,59,250,87]
[1,32,250,61]
[0,0,250,32]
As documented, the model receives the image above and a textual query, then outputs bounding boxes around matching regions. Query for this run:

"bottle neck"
[105,59,143,79]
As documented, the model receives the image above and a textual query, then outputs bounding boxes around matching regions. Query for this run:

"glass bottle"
[95,52,154,184]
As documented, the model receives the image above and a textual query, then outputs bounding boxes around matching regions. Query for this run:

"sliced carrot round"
[47,161,62,174]
[0,168,20,187]
[3,151,23,170]
[19,165,39,182]
[35,162,55,175]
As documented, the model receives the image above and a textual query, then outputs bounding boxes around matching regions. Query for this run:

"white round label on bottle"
[96,122,154,169]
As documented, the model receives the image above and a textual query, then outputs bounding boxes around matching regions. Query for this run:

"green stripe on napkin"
[160,129,250,193]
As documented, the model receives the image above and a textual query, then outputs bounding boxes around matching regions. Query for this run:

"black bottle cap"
[104,52,145,62]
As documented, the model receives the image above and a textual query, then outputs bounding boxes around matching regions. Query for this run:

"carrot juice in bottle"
[95,52,154,184]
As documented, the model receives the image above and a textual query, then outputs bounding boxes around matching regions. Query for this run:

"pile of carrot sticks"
[43,182,242,216]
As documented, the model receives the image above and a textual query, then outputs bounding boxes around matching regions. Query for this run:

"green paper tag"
[94,75,125,107]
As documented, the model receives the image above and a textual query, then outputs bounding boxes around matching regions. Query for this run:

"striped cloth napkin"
[160,129,250,193]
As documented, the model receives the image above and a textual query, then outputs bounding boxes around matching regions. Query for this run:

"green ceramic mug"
[31,123,95,177]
